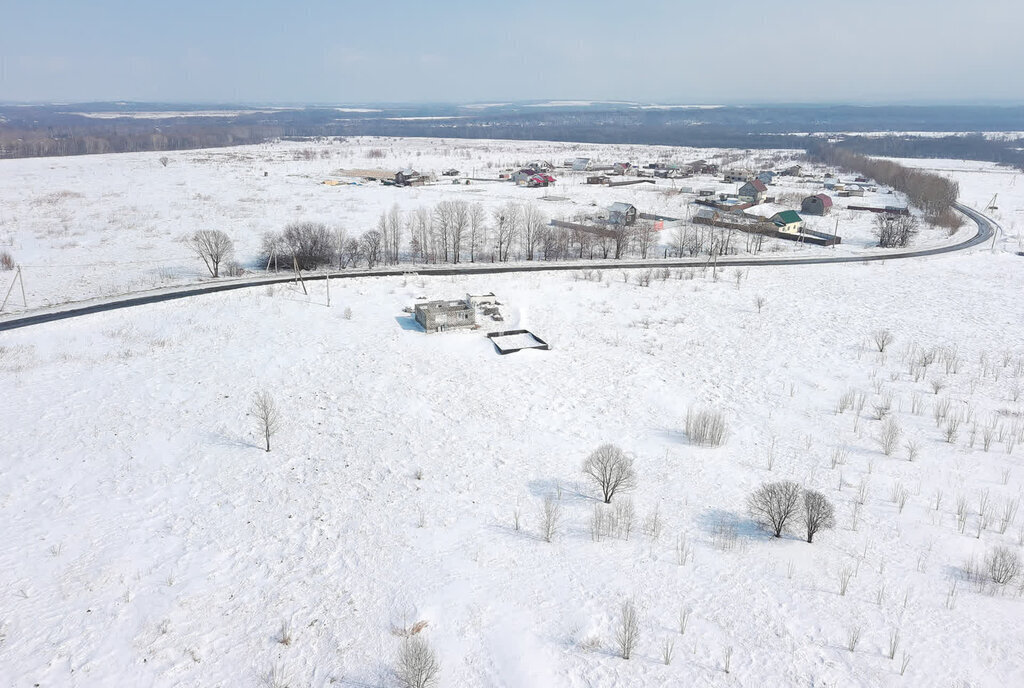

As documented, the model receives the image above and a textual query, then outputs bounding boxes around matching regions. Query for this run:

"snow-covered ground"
[1,244,1023,686]
[1,140,1023,687]
[0,137,986,314]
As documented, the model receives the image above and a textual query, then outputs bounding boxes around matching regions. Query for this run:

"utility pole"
[1,265,26,312]
[326,270,331,307]
[293,256,307,295]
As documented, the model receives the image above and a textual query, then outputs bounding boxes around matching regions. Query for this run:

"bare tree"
[468,202,486,263]
[493,202,520,262]
[540,495,562,542]
[873,212,920,248]
[985,546,1021,585]
[615,599,640,660]
[748,481,803,538]
[385,204,403,264]
[282,221,336,270]
[582,444,638,504]
[872,329,894,353]
[251,390,281,452]
[802,489,836,543]
[158,156,169,167]
[188,229,234,278]
[339,237,362,268]
[360,230,383,268]
[395,636,440,688]
[450,200,469,263]
[878,417,902,456]
[519,203,546,261]
[633,220,658,259]
[433,202,454,262]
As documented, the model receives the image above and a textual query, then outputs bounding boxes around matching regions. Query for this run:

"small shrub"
[0,251,13,271]
[685,407,729,447]
[615,599,640,660]
[984,546,1021,586]
[540,495,561,543]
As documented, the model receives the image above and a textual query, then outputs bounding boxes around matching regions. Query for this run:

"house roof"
[813,193,833,207]
[609,202,635,213]
[773,210,803,225]
[742,179,767,193]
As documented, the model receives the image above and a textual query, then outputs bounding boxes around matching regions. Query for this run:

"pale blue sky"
[2,0,1022,104]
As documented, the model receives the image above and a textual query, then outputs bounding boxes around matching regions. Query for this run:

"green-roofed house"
[770,210,804,234]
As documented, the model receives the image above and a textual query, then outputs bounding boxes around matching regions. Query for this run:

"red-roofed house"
[738,179,768,203]
[802,193,834,216]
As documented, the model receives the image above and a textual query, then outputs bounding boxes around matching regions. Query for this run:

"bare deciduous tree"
[493,202,520,262]
[802,489,836,543]
[468,202,486,263]
[873,212,920,248]
[748,481,803,538]
[878,417,902,456]
[872,329,894,352]
[615,599,640,660]
[985,545,1021,585]
[188,229,234,278]
[251,390,281,452]
[395,636,440,688]
[582,444,638,504]
[282,221,336,270]
[540,495,562,542]
[158,156,169,167]
[360,230,383,268]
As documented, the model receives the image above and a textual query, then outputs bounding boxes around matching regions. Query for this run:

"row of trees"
[253,202,677,271]
[811,144,963,229]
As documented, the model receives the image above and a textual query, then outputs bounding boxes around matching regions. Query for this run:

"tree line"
[810,143,963,229]
[256,201,668,271]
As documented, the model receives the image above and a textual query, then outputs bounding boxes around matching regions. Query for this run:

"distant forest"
[2,103,1022,169]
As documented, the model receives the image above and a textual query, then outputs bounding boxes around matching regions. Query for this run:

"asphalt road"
[0,202,997,333]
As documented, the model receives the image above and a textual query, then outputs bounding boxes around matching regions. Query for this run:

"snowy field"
[0,136,989,313]
[1,245,1023,686]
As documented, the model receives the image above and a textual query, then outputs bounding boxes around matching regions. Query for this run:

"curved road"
[0,202,998,333]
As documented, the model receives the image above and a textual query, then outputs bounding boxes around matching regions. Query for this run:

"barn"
[801,193,833,216]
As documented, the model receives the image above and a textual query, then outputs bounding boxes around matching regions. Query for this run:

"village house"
[756,171,775,184]
[771,210,804,234]
[607,202,638,226]
[587,175,610,185]
[414,299,476,333]
[571,157,592,171]
[724,169,754,183]
[738,179,768,204]
[801,193,833,216]
[687,160,719,176]
[394,169,424,186]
